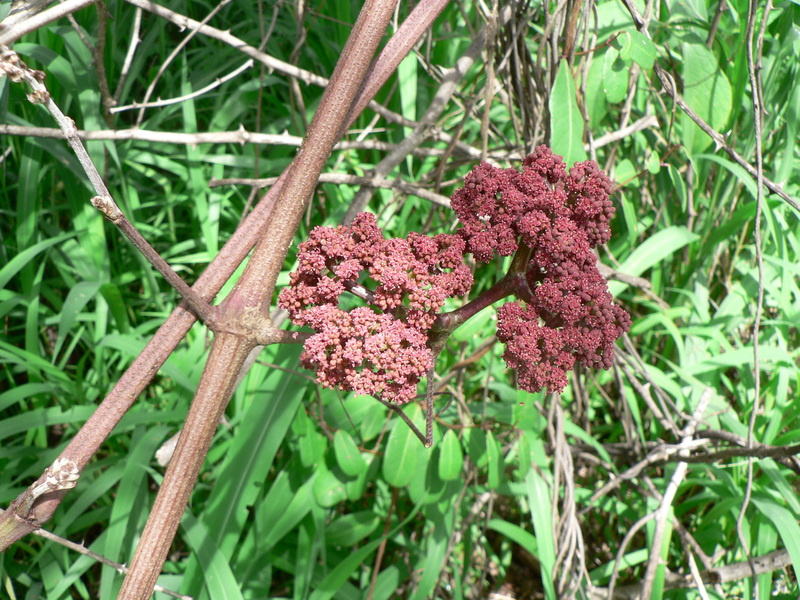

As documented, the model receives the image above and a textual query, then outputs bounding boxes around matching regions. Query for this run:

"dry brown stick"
[134,0,232,127]
[342,4,511,223]
[0,124,463,156]
[619,0,798,213]
[640,389,711,599]
[112,58,254,112]
[113,6,142,103]
[593,549,793,599]
[0,509,191,599]
[212,172,451,207]
[0,48,217,325]
[0,0,97,45]
[605,512,657,599]
[116,2,402,597]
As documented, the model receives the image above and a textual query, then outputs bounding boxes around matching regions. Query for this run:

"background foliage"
[1,0,799,598]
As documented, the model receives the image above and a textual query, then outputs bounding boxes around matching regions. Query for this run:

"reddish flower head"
[451,146,630,393]
[279,213,473,403]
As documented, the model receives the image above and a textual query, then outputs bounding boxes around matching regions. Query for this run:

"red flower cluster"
[452,146,630,393]
[279,213,473,403]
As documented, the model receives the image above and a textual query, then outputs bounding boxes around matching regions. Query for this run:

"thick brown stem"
[116,2,399,597]
[229,0,401,311]
[116,333,255,600]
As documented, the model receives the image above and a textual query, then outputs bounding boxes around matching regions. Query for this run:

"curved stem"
[431,245,533,343]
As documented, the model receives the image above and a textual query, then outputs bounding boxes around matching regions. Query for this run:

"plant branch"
[619,0,799,213]
[0,0,97,45]
[0,509,191,599]
[117,333,255,600]
[214,172,451,207]
[116,2,401,597]
[0,48,218,323]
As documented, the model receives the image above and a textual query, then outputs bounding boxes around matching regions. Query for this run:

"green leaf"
[438,429,463,481]
[486,430,502,489]
[325,511,381,547]
[181,512,245,600]
[313,466,349,507]
[307,505,422,600]
[54,281,102,359]
[549,59,587,166]
[0,233,74,291]
[253,469,315,553]
[524,468,557,600]
[181,347,305,592]
[608,226,699,296]
[333,429,367,477]
[751,496,800,578]
[618,30,656,70]
[603,48,629,103]
[450,305,494,342]
[681,42,732,154]
[487,518,538,554]
[383,404,424,487]
[614,158,639,188]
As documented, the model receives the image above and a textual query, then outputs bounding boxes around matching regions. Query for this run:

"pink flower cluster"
[279,212,473,404]
[452,146,630,393]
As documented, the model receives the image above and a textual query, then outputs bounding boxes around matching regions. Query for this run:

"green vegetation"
[1,0,798,598]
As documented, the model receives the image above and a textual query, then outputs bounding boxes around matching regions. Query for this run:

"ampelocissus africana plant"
[278,146,631,405]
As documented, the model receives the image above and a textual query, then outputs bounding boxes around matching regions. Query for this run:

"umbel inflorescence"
[279,146,630,403]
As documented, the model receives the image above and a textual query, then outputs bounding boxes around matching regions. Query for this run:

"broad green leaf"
[383,404,424,487]
[589,548,648,581]
[524,468,556,600]
[181,513,244,600]
[681,42,732,154]
[549,59,587,166]
[486,430,503,489]
[608,226,699,296]
[450,305,494,342]
[603,48,629,103]
[438,429,463,481]
[256,470,315,552]
[54,281,102,359]
[307,505,422,600]
[464,428,488,468]
[585,56,609,126]
[410,514,450,600]
[408,449,445,505]
[618,30,656,70]
[0,233,74,291]
[325,511,381,547]
[333,429,367,477]
[313,466,348,507]
[487,518,538,554]
[751,496,800,578]
[614,158,639,187]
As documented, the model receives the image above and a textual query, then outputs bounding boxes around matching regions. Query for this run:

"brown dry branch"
[618,0,798,213]
[591,548,794,599]
[0,509,190,600]
[639,389,712,598]
[116,0,408,596]
[0,47,215,322]
[0,0,97,44]
[213,172,452,207]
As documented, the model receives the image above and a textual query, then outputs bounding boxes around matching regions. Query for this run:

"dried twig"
[212,172,451,207]
[0,47,216,324]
